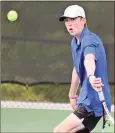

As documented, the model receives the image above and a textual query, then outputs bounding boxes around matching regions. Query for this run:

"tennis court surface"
[1,101,114,132]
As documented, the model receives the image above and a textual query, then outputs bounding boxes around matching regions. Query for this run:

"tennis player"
[53,5,112,133]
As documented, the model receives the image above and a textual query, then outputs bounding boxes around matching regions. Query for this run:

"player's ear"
[83,18,86,24]
[82,18,86,27]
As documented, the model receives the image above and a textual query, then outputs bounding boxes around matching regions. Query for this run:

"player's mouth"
[69,28,73,32]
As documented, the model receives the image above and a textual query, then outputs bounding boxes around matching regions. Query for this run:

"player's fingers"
[94,78,102,83]
[93,79,101,83]
[94,79,102,84]
[71,105,75,110]
[92,83,104,88]
[93,82,104,87]
[71,104,77,110]
[93,81,102,85]
[95,87,102,92]
[95,77,101,81]
[102,83,104,86]
[93,79,103,85]
[93,85,103,88]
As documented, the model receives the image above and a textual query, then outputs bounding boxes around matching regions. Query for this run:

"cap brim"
[59,15,67,21]
[59,15,79,21]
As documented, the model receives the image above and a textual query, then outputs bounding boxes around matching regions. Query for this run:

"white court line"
[1,100,114,112]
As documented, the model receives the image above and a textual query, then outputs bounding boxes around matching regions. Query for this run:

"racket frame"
[98,91,114,125]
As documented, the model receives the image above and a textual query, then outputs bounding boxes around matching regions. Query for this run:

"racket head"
[102,119,114,133]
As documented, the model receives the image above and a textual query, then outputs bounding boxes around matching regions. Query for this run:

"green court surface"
[1,108,114,132]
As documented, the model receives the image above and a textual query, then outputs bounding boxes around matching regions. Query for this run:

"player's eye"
[71,18,75,20]
[64,19,68,22]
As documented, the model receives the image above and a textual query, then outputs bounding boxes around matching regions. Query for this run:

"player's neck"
[75,27,85,41]
[75,36,80,42]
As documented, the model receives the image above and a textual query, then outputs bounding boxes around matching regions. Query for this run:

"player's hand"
[69,95,78,110]
[89,75,104,92]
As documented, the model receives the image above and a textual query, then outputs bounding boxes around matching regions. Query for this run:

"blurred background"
[1,1,114,132]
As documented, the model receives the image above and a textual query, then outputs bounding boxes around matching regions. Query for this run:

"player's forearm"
[84,54,96,77]
[84,54,104,91]
[69,67,80,97]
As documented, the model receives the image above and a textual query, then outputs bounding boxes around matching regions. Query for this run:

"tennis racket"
[98,90,114,133]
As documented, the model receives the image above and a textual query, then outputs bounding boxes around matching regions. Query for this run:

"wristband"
[69,96,77,99]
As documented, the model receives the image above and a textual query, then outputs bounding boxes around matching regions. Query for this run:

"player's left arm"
[84,46,104,91]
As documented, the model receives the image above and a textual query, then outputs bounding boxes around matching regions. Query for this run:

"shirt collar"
[80,26,89,40]
[73,26,89,46]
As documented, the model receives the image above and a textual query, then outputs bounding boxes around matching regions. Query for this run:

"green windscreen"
[1,1,114,85]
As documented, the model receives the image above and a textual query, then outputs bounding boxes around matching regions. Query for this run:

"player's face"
[64,17,86,37]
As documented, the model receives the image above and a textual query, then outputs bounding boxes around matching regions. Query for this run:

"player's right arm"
[69,67,80,110]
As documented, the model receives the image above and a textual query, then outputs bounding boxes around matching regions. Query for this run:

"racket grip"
[98,90,105,102]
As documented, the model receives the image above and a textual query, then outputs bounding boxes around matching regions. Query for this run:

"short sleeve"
[84,44,96,55]
[84,44,97,61]
[82,34,100,60]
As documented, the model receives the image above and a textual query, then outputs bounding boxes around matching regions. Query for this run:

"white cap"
[59,5,85,21]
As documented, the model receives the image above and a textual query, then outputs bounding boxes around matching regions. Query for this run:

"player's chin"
[69,32,75,36]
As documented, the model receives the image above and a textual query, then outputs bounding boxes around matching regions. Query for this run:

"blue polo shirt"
[71,27,112,116]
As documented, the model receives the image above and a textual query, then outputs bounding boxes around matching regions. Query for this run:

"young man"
[53,5,112,133]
